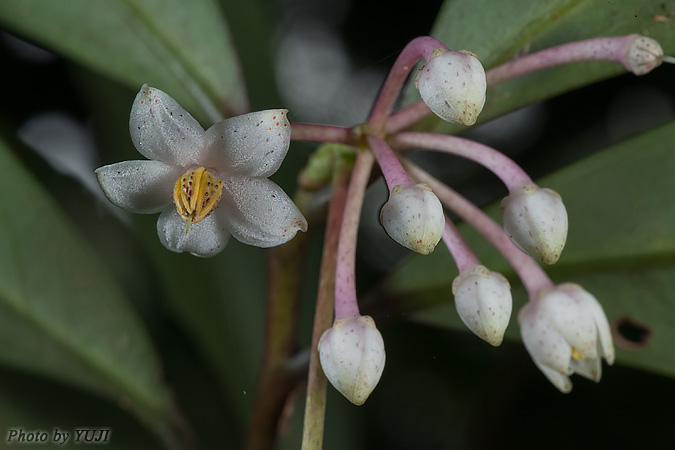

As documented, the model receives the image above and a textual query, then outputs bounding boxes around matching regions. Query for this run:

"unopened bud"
[500,184,568,264]
[318,315,386,406]
[624,35,663,75]
[452,265,512,346]
[380,183,445,255]
[416,48,487,126]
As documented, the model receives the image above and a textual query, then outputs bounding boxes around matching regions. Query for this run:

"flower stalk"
[391,132,532,192]
[302,162,352,450]
[369,36,447,130]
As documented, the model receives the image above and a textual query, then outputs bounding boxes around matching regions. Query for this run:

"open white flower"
[519,283,615,393]
[96,84,307,257]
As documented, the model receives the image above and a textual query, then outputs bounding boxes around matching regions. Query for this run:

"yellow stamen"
[571,347,585,360]
[173,166,224,234]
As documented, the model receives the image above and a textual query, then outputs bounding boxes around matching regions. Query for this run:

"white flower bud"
[452,265,512,346]
[519,283,614,393]
[625,35,663,75]
[500,184,568,265]
[318,315,386,406]
[380,183,445,255]
[416,48,487,126]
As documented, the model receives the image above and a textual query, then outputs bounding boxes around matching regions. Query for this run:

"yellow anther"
[173,166,224,234]
[571,347,585,361]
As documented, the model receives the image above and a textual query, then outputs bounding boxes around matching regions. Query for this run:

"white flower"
[415,48,487,126]
[318,315,386,406]
[518,283,615,393]
[452,265,512,346]
[500,184,568,264]
[96,84,307,257]
[379,183,445,255]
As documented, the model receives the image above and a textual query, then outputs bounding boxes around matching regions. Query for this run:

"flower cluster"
[95,33,669,411]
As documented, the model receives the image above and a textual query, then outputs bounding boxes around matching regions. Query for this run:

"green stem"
[244,196,312,450]
[301,162,352,450]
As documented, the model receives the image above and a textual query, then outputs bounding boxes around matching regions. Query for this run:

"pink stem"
[487,34,638,85]
[391,132,533,192]
[291,123,354,145]
[334,151,375,318]
[368,36,446,130]
[367,134,412,191]
[385,34,645,133]
[441,219,480,273]
[405,161,553,297]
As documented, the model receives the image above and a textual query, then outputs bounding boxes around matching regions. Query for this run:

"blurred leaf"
[410,0,675,132]
[0,367,161,449]
[380,119,675,377]
[0,0,248,123]
[0,138,180,444]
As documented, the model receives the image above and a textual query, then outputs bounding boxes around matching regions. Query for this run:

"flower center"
[173,166,224,234]
[571,347,585,360]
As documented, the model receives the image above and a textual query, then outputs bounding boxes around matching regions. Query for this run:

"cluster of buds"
[94,33,670,412]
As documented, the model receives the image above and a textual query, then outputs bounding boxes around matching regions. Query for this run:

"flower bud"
[624,35,663,75]
[500,184,568,265]
[519,283,614,393]
[452,265,512,346]
[380,183,445,255]
[416,48,487,126]
[318,315,386,405]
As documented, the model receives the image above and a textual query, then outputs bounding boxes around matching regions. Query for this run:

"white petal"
[129,84,206,166]
[500,185,568,265]
[452,265,512,346]
[535,361,573,393]
[379,183,445,255]
[219,176,307,247]
[157,207,230,257]
[203,109,291,177]
[541,285,599,359]
[416,49,487,126]
[318,315,386,405]
[571,355,602,382]
[519,301,573,375]
[95,160,180,213]
[583,290,615,365]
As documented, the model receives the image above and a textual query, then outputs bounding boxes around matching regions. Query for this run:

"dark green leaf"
[0,0,248,123]
[0,138,178,442]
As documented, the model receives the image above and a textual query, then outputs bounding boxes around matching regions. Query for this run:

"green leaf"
[411,0,675,132]
[381,119,675,377]
[0,138,179,443]
[0,0,248,123]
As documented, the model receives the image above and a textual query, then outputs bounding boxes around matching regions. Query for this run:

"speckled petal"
[157,207,230,257]
[452,265,512,346]
[318,315,386,405]
[203,109,291,177]
[129,84,206,166]
[218,176,307,247]
[540,285,599,360]
[519,301,573,375]
[95,160,180,213]
[570,354,602,382]
[535,361,573,393]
